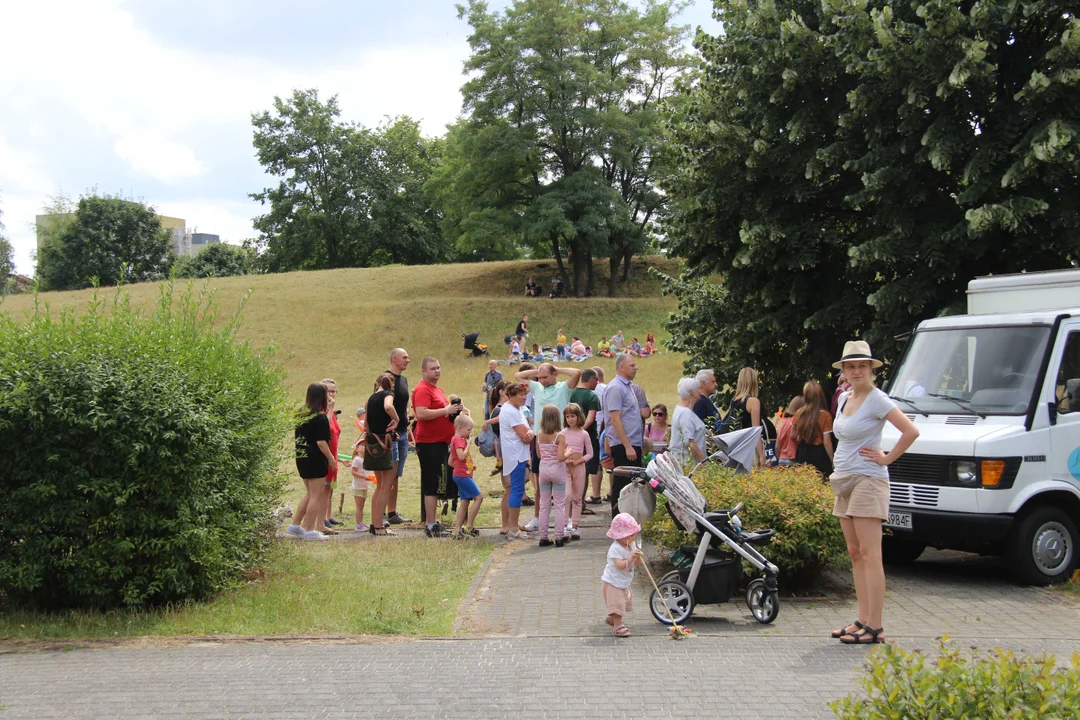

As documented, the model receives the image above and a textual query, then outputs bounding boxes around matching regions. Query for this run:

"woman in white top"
[669,377,708,465]
[829,341,919,645]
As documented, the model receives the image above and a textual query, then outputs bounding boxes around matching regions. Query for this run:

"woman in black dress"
[292,382,338,540]
[365,373,400,536]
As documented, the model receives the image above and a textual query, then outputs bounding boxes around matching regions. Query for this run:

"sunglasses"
[652,411,666,417]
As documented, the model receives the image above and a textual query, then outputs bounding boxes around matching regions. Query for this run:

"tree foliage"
[251,90,449,270]
[661,0,1080,400]
[436,0,692,295]
[35,193,174,291]
[0,198,14,296]
[172,243,256,279]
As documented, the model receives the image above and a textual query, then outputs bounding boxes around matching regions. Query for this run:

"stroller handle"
[612,466,649,478]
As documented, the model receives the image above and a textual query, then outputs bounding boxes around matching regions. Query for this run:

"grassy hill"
[2,256,689,524]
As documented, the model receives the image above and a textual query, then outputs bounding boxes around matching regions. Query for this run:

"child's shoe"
[355,522,369,533]
[524,517,539,532]
[555,539,565,548]
[538,538,554,547]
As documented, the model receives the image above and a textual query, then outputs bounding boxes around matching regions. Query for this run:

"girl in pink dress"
[560,403,594,540]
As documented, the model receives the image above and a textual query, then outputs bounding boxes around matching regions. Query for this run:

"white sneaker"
[525,518,539,532]
[304,530,329,541]
[566,522,574,535]
[285,524,304,536]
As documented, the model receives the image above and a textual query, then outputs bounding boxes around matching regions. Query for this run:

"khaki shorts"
[602,582,633,618]
[830,472,889,521]
[351,487,369,498]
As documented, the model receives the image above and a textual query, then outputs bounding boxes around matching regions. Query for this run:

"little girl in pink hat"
[601,512,643,637]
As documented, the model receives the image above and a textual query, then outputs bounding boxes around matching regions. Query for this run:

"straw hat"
[832,340,884,370]
[607,512,643,540]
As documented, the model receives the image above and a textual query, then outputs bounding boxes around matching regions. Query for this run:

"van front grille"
[890,482,939,508]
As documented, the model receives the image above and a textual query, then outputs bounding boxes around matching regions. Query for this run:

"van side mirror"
[1048,401,1058,426]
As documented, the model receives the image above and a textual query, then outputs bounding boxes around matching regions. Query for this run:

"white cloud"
[113,131,204,183]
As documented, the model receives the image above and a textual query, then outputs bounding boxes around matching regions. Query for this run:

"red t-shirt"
[413,380,454,444]
[327,411,342,482]
[450,434,472,477]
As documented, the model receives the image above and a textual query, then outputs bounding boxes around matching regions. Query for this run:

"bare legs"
[838,516,886,636]
[369,469,396,535]
[297,478,326,532]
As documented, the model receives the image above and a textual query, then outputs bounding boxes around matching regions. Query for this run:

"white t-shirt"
[499,403,531,471]
[832,388,898,479]
[601,540,637,589]
[350,457,370,490]
[669,405,707,464]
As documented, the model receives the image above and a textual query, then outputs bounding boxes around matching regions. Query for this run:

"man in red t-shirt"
[413,356,465,537]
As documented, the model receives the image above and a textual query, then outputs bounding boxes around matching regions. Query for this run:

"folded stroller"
[614,451,781,625]
[462,332,489,358]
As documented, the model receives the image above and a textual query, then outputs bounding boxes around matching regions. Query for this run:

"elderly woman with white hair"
[669,377,708,464]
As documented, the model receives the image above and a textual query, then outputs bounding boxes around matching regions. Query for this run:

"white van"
[880,268,1080,585]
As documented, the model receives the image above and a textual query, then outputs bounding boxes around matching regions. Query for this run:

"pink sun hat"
[607,513,642,540]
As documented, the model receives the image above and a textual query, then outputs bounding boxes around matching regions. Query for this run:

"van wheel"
[881,535,926,565]
[1008,506,1078,586]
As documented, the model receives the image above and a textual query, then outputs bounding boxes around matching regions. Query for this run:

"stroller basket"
[673,545,742,604]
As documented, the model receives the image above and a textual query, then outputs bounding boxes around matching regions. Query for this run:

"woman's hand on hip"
[858,446,889,465]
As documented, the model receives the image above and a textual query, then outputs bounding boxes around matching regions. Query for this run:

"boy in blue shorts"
[450,414,483,538]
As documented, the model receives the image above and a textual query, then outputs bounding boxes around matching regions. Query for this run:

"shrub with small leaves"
[832,638,1080,719]
[643,463,846,591]
[0,281,293,609]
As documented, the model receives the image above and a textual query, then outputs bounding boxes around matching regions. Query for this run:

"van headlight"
[952,461,978,486]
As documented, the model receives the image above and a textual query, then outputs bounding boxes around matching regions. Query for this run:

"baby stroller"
[613,450,781,625]
[462,332,489,358]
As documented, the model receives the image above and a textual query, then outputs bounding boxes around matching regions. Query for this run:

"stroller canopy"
[463,332,481,349]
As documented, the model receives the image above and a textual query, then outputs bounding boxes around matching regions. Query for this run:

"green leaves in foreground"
[832,638,1080,719]
[0,281,293,610]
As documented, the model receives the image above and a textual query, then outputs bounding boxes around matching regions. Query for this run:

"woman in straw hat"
[829,340,919,644]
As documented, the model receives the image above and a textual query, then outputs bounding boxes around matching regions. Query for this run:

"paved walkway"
[3,511,1079,719]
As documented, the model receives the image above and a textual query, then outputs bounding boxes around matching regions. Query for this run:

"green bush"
[0,282,292,609]
[642,463,846,591]
[832,638,1080,718]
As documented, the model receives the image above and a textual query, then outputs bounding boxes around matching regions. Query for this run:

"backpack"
[475,424,497,458]
[719,401,741,434]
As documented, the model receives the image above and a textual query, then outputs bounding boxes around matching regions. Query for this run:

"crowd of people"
[504,314,659,364]
[289,327,918,644]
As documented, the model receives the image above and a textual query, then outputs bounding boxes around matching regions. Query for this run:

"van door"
[1050,324,1080,488]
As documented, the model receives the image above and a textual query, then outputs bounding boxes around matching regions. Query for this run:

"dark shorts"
[530,437,541,475]
[586,432,600,475]
[416,442,449,497]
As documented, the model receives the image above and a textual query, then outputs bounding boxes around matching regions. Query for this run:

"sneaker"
[387,512,410,525]
[326,518,343,527]
[355,522,369,533]
[524,518,539,533]
[285,524,304,537]
[469,527,481,537]
[566,522,574,536]
[571,532,581,541]
[426,522,449,538]
[304,530,329,541]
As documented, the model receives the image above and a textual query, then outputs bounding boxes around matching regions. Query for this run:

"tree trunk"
[608,253,620,297]
[572,244,588,297]
[585,249,596,297]
[553,237,571,294]
[621,247,633,283]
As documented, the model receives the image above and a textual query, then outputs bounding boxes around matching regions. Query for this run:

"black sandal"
[831,620,863,639]
[840,626,885,644]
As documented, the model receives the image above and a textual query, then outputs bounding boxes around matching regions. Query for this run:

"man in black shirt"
[385,348,413,526]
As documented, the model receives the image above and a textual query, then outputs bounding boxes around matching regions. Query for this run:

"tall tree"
[661,0,1079,401]
[448,0,692,296]
[251,90,450,270]
[35,194,173,291]
[0,197,14,294]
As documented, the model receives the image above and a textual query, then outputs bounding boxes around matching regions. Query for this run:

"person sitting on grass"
[628,338,643,357]
[597,337,615,358]
[450,414,483,539]
[569,337,587,357]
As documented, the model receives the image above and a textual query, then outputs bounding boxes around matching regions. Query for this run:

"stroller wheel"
[660,570,680,584]
[649,579,694,625]
[745,578,780,624]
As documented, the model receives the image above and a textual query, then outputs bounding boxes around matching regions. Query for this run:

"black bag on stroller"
[462,332,489,358]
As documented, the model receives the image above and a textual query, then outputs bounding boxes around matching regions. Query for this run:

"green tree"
[251,90,450,270]
[35,194,173,291]
[661,0,1080,400]
[444,0,692,296]
[172,243,256,278]
[0,197,14,295]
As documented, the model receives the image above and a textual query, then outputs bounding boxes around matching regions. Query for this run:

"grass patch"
[0,538,493,640]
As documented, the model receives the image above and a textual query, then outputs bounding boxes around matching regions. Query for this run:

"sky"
[0,0,720,275]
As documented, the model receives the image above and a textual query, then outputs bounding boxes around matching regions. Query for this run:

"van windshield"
[889,325,1051,415]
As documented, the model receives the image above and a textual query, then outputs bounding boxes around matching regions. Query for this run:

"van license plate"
[886,512,912,530]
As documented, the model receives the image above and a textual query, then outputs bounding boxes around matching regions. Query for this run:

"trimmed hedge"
[643,463,846,591]
[832,639,1080,718]
[0,282,292,609]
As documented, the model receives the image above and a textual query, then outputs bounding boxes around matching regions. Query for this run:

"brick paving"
[3,510,1079,719]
